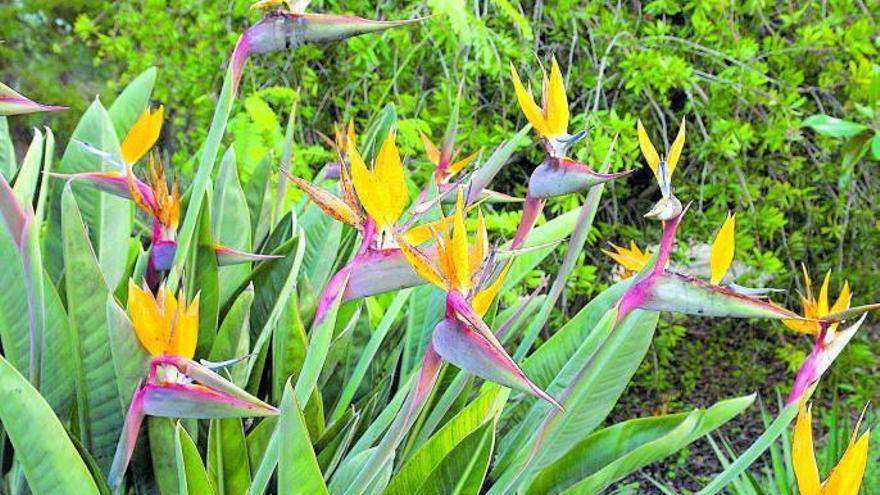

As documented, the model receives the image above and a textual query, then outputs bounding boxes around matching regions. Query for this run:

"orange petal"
[127,281,167,357]
[472,260,512,318]
[421,132,440,165]
[374,131,409,226]
[822,429,870,495]
[510,63,549,138]
[168,292,199,360]
[448,148,481,178]
[545,56,569,138]
[817,271,831,316]
[792,401,821,495]
[666,118,686,176]
[637,119,661,179]
[450,188,470,292]
[709,212,736,285]
[121,106,164,165]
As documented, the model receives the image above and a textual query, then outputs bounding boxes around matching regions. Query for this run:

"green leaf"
[243,152,273,246]
[62,184,125,472]
[208,419,252,495]
[12,128,44,206]
[209,287,254,388]
[213,147,253,306]
[294,273,345,404]
[0,116,15,180]
[271,292,307,403]
[331,288,410,422]
[108,67,157,138]
[697,401,800,495]
[169,63,238,292]
[150,417,182,495]
[385,386,506,495]
[416,420,495,495]
[176,423,216,495]
[194,195,220,356]
[49,98,131,288]
[0,354,100,494]
[279,381,329,495]
[801,114,867,138]
[527,395,756,494]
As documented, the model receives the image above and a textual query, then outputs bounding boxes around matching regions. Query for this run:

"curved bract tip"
[431,317,562,410]
[528,157,632,199]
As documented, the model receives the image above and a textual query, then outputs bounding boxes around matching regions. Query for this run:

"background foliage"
[1,0,878,491]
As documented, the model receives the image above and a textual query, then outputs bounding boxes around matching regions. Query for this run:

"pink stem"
[511,194,545,250]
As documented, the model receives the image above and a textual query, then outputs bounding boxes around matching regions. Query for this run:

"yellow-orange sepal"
[510,56,568,141]
[121,106,164,166]
[783,268,851,335]
[602,241,650,279]
[348,131,409,229]
[709,212,736,285]
[127,281,200,359]
[792,400,870,495]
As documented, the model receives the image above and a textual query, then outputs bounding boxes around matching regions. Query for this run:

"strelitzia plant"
[615,120,802,322]
[792,400,871,495]
[108,282,277,489]
[397,188,561,409]
[58,107,279,286]
[509,56,630,248]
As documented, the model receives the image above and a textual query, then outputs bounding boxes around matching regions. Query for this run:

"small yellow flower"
[510,56,569,142]
[121,106,164,166]
[602,241,651,279]
[397,188,509,317]
[709,212,736,285]
[128,281,200,359]
[348,131,409,230]
[783,267,851,335]
[793,400,870,495]
[636,118,686,195]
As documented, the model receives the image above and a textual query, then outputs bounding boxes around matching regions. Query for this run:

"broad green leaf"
[194,195,220,356]
[697,401,800,495]
[271,291,307,403]
[801,114,867,138]
[527,395,756,494]
[62,184,125,472]
[0,355,100,494]
[176,424,216,495]
[208,419,251,495]
[243,152,273,245]
[385,386,507,495]
[12,128,44,206]
[108,67,157,137]
[169,62,238,292]
[49,98,131,288]
[402,285,445,376]
[491,309,659,492]
[246,417,279,495]
[40,270,76,417]
[0,116,15,180]
[213,147,253,306]
[209,287,254,388]
[298,196,344,292]
[247,220,304,389]
[294,272,345,404]
[331,288,410,422]
[415,420,495,495]
[150,418,182,495]
[279,381,329,495]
